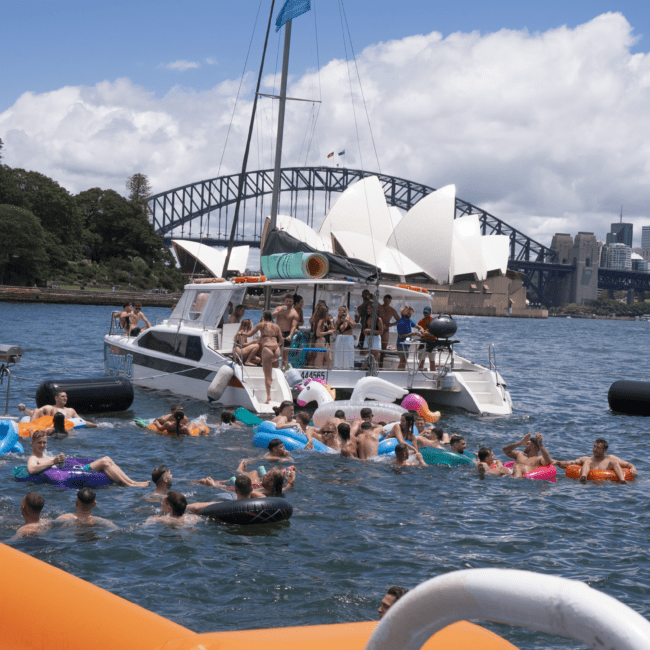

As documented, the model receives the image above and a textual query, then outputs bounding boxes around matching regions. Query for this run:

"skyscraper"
[642,225,650,249]
[606,222,633,248]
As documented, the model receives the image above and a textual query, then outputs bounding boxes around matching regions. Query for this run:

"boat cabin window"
[171,287,237,329]
[137,331,203,361]
[189,292,210,320]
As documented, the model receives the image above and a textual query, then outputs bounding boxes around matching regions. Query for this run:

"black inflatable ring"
[198,497,293,525]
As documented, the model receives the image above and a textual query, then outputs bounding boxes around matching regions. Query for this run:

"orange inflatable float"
[565,464,633,482]
[145,422,209,436]
[0,542,517,650]
[18,415,75,438]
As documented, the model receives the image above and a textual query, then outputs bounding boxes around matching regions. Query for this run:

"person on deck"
[118,302,133,335]
[355,290,372,348]
[377,294,399,366]
[333,305,355,369]
[554,438,637,483]
[417,306,438,370]
[273,296,300,364]
[129,303,151,337]
[502,433,552,478]
[246,311,283,404]
[396,306,419,369]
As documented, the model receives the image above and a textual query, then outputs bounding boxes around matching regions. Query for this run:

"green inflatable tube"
[421,447,477,466]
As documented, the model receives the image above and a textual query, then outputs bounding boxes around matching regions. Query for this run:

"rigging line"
[337,0,379,273]
[188,0,264,281]
[339,0,381,174]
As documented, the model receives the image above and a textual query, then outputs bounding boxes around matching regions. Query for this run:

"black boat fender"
[198,497,293,525]
[608,380,650,416]
[35,377,134,414]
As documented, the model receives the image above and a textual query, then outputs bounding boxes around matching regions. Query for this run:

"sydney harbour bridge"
[147,166,650,306]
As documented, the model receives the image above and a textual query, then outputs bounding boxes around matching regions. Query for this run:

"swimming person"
[392,443,426,467]
[477,448,511,476]
[271,401,300,429]
[502,433,552,478]
[25,430,149,487]
[554,438,638,483]
[146,491,201,525]
[338,422,358,458]
[151,465,173,496]
[153,409,192,435]
[16,492,51,537]
[384,412,417,447]
[264,439,294,462]
[153,404,186,429]
[378,586,409,619]
[356,421,382,459]
[56,487,117,527]
[45,412,69,438]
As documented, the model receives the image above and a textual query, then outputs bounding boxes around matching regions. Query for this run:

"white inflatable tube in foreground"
[365,568,650,650]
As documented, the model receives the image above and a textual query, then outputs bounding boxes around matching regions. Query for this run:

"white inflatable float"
[307,377,409,428]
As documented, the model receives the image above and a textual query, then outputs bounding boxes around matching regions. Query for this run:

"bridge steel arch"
[148,166,555,263]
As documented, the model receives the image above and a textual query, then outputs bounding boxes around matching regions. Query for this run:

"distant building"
[607,243,632,270]
[642,226,650,249]
[631,253,648,272]
[606,222,633,248]
[633,247,650,264]
[597,240,607,268]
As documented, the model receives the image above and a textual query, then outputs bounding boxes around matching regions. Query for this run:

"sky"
[2,0,650,250]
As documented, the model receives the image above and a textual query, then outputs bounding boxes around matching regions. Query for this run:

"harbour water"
[1,302,649,649]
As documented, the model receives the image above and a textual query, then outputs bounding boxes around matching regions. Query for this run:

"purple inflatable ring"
[12,457,114,489]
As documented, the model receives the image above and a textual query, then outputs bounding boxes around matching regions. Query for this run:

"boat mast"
[269,19,292,232]
[223,0,276,277]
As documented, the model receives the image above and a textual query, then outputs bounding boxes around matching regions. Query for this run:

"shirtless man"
[313,419,341,450]
[188,475,256,514]
[355,290,372,348]
[56,487,116,527]
[502,433,552,478]
[146,491,201,525]
[154,404,187,429]
[273,296,300,349]
[476,447,511,476]
[129,303,151,337]
[20,390,98,428]
[153,408,192,435]
[25,430,149,487]
[251,466,296,497]
[296,411,318,450]
[414,428,444,450]
[393,443,427,467]
[247,311,283,403]
[338,423,358,458]
[377,294,399,365]
[357,421,382,459]
[350,407,384,438]
[16,492,51,537]
[264,439,294,462]
[554,438,637,484]
[292,294,305,327]
[151,465,173,496]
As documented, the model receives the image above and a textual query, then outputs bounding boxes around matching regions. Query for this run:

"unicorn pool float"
[296,377,441,428]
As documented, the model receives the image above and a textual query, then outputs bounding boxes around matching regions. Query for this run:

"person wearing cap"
[417,306,438,370]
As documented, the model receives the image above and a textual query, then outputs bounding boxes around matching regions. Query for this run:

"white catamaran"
[103,0,513,416]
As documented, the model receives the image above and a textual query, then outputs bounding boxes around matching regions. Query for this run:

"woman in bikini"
[233,319,260,365]
[315,307,336,368]
[333,305,355,369]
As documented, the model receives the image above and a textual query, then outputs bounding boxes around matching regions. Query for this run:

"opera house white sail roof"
[172,240,250,277]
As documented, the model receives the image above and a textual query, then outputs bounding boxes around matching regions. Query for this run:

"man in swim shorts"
[264,439,294,462]
[477,448,511,476]
[554,438,637,484]
[151,465,173,496]
[26,430,149,487]
[392,443,426,467]
[129,303,151,337]
[378,586,409,619]
[56,487,116,527]
[20,390,98,428]
[502,433,552,478]
[16,492,51,537]
[273,296,300,363]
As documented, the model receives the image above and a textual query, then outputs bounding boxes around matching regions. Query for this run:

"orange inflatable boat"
[565,464,633,482]
[18,415,75,438]
[0,542,516,650]
[145,422,210,436]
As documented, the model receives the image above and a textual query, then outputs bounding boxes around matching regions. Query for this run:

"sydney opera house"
[173,177,532,316]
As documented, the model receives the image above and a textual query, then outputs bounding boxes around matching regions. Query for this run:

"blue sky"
[3,1,650,248]
[3,0,648,111]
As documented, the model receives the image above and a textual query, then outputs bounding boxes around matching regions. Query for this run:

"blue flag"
[275,0,311,32]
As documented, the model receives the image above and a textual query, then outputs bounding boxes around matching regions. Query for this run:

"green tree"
[126,173,152,204]
[0,137,3,162]
[0,204,49,284]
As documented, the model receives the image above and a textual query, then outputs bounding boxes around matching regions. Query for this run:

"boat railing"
[109,311,126,336]
[488,342,503,386]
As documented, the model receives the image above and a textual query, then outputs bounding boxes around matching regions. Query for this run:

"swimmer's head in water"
[338,422,351,441]
[262,468,284,496]
[22,492,45,515]
[394,443,409,459]
[478,447,492,463]
[52,412,66,433]
[152,465,170,485]
[360,421,373,431]
[164,491,187,517]
[334,410,346,420]
[31,430,47,443]
[77,487,96,506]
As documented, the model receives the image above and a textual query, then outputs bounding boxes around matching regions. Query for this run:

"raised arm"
[535,433,552,465]
[502,434,530,460]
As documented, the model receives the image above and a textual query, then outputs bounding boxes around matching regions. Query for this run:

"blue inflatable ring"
[252,429,331,453]
[0,420,19,456]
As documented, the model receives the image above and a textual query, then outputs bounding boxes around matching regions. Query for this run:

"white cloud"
[2,12,650,247]
[164,60,200,71]
[205,58,218,65]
